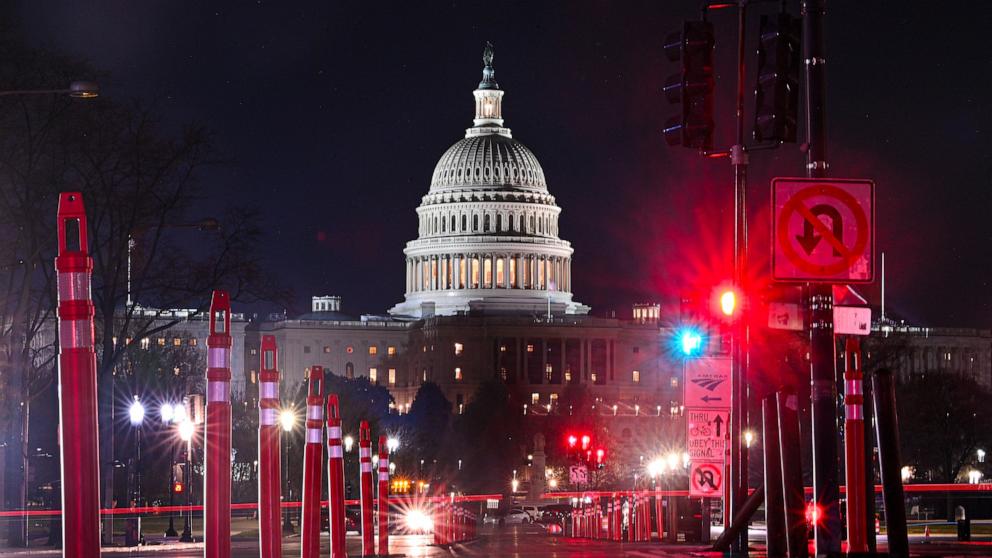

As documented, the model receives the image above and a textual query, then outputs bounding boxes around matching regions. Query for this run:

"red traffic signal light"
[720,290,736,317]
[710,285,741,320]
[173,482,184,494]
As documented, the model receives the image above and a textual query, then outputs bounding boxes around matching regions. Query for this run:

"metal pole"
[300,367,325,558]
[54,192,101,558]
[166,446,178,537]
[181,441,193,542]
[776,391,808,558]
[283,427,295,534]
[872,369,908,557]
[729,2,751,554]
[801,0,841,555]
[204,290,233,558]
[762,397,786,557]
[257,336,282,558]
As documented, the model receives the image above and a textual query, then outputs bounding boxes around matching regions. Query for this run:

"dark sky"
[18,1,992,328]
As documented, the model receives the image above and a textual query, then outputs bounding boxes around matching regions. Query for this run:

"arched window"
[441,216,446,232]
[496,213,503,232]
[538,216,543,233]
[451,215,456,231]
[484,214,491,231]
[345,362,354,379]
[473,214,479,231]
[529,214,536,232]
[462,215,467,231]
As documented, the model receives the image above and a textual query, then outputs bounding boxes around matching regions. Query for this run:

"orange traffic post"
[55,193,101,558]
[326,394,347,558]
[359,421,375,556]
[844,338,868,553]
[257,336,282,558]
[205,290,233,558]
[300,367,325,558]
[377,435,390,555]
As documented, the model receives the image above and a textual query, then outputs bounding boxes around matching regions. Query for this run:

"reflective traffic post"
[377,435,390,555]
[205,290,233,558]
[300,367,325,558]
[257,336,282,558]
[55,192,101,558]
[844,338,868,553]
[326,394,346,558]
[359,421,375,556]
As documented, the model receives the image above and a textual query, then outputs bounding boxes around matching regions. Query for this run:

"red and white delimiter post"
[257,336,282,558]
[326,394,346,558]
[205,290,233,558]
[359,421,375,557]
[300,367,325,558]
[844,338,868,553]
[377,435,390,555]
[55,192,101,558]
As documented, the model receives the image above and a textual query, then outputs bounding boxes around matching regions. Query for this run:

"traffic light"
[677,328,705,357]
[663,20,716,150]
[754,12,801,143]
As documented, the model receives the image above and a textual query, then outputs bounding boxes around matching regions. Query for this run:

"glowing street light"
[900,465,912,483]
[978,449,986,463]
[129,398,146,426]
[969,469,982,485]
[665,452,680,471]
[719,289,737,317]
[511,478,520,493]
[647,458,665,479]
[279,409,296,432]
[160,402,175,424]
[744,430,755,448]
[172,403,188,425]
[344,435,355,452]
[386,437,400,453]
[178,420,195,443]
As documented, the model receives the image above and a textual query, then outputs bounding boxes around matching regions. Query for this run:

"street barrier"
[377,435,390,556]
[205,290,233,558]
[300,367,325,558]
[844,338,868,552]
[359,421,374,556]
[326,394,346,558]
[55,192,101,558]
[257,336,281,558]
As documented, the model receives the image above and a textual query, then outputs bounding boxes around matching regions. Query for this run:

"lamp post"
[127,397,146,545]
[280,409,297,534]
[160,402,180,537]
[178,419,195,542]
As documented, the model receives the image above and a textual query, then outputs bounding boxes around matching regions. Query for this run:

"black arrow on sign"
[712,414,724,437]
[700,395,723,403]
[796,204,844,256]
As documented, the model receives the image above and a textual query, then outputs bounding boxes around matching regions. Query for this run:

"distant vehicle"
[321,505,360,533]
[503,508,534,525]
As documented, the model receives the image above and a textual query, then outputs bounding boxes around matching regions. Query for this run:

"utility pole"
[802,0,841,555]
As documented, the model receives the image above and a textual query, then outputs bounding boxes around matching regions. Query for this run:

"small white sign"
[684,358,732,408]
[569,465,588,485]
[768,302,804,331]
[686,408,729,461]
[834,305,871,336]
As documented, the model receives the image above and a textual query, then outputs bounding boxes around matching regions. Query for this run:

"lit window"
[591,372,598,383]
[173,338,181,347]
[526,344,535,353]
[125,337,132,345]
[422,368,427,382]
[249,347,257,355]
[158,338,166,347]
[500,345,507,352]
[189,338,197,347]
[388,346,397,356]
[500,367,508,381]
[388,368,396,385]
[632,370,640,383]
[545,364,552,382]
[250,370,257,384]
[140,338,150,350]
[454,342,464,355]
[369,346,378,356]
[531,393,540,405]
[422,345,427,353]
[550,393,558,405]
[323,346,331,353]
[455,367,463,381]
[670,376,679,388]
[564,371,572,382]
[369,368,378,383]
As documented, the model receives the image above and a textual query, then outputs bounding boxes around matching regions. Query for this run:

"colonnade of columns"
[405,253,571,294]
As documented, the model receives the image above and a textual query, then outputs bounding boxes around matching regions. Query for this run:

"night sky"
[18,1,992,327]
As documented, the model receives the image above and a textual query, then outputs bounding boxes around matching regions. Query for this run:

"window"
[158,338,166,347]
[499,344,507,352]
[369,345,378,356]
[388,368,396,386]
[323,346,331,354]
[633,346,640,354]
[545,364,552,382]
[632,370,640,383]
[249,347,257,355]
[531,393,540,405]
[369,368,378,383]
[189,338,197,347]
[455,367,463,381]
[670,376,679,388]
[500,367,508,381]
[346,362,354,378]
[304,345,311,354]
[454,342,464,355]
[564,371,572,383]
[526,344,535,353]
[473,215,479,231]
[140,338,150,350]
[484,214,491,231]
[591,372,598,383]
[387,346,397,356]
[422,368,428,382]
[550,393,558,406]
[250,370,257,384]
[173,338,182,347]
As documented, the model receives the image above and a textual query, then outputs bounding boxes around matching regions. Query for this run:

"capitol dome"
[389,43,589,319]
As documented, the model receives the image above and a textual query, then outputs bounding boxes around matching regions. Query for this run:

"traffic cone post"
[844,338,868,553]
[300,367,324,558]
[326,394,347,558]
[257,336,282,558]
[359,421,375,556]
[55,193,101,558]
[205,290,233,558]
[377,435,390,556]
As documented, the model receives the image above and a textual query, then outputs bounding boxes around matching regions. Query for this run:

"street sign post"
[772,177,874,283]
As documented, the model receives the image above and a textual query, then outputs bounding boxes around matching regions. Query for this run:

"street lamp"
[344,435,355,453]
[127,397,145,545]
[160,403,175,424]
[386,437,399,453]
[178,420,195,542]
[969,470,982,485]
[160,402,182,537]
[978,449,986,463]
[280,409,297,534]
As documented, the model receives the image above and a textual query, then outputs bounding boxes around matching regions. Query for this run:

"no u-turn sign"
[772,177,875,283]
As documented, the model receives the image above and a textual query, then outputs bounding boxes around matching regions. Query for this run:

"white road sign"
[684,358,731,408]
[834,305,871,336]
[686,408,729,462]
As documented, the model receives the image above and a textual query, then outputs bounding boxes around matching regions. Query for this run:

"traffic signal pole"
[801,1,842,555]
[728,2,751,554]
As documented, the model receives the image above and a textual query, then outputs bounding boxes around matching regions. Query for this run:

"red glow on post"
[567,434,578,448]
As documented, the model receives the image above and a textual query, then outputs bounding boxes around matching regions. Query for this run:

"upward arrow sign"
[712,414,724,437]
